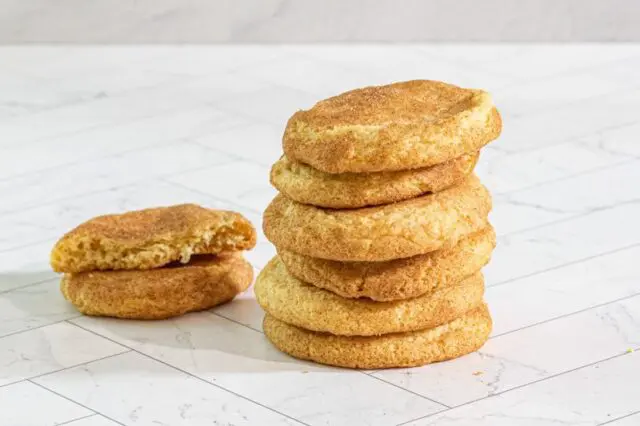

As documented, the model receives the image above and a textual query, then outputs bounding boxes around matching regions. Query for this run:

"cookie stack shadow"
[257,80,502,369]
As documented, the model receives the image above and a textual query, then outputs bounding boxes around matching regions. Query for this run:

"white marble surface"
[1,44,640,426]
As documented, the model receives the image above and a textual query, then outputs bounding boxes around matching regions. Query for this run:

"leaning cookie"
[270,152,478,208]
[255,256,484,336]
[263,304,492,369]
[51,204,256,273]
[61,253,253,320]
[264,175,491,262]
[283,80,501,173]
[279,226,495,301]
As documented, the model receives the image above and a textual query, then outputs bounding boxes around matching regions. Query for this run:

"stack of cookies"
[51,204,256,320]
[257,80,502,369]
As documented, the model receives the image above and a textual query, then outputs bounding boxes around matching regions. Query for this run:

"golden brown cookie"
[270,152,478,208]
[283,80,501,173]
[279,226,495,301]
[263,304,492,369]
[255,256,484,336]
[61,253,253,320]
[51,204,256,273]
[263,175,491,262]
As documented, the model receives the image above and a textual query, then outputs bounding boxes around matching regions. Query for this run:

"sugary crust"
[279,226,495,301]
[255,256,484,336]
[51,204,257,273]
[61,253,253,320]
[263,304,492,369]
[270,152,478,208]
[263,175,491,261]
[283,80,502,173]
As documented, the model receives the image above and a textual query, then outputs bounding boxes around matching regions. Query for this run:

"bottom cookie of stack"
[263,305,491,369]
[256,255,492,369]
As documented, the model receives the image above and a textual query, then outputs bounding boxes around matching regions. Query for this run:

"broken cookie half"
[50,203,256,273]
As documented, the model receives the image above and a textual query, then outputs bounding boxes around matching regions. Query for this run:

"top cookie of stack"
[267,80,500,261]
[259,80,501,369]
[271,79,499,208]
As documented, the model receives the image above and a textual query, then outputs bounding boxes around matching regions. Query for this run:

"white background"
[1,0,640,43]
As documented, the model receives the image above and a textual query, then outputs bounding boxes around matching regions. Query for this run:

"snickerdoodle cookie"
[263,304,492,369]
[255,256,484,336]
[263,175,491,262]
[61,253,253,320]
[270,152,478,208]
[283,80,501,173]
[51,204,256,273]
[279,226,495,301]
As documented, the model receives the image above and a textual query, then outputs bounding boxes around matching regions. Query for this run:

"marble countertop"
[1,44,640,426]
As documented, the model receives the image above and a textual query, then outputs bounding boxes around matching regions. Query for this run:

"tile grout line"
[210,311,264,334]
[190,139,277,169]
[0,67,220,134]
[496,118,640,157]
[395,350,635,426]
[0,238,56,253]
[505,80,640,117]
[8,350,131,387]
[365,373,451,409]
[55,413,98,425]
[375,292,640,422]
[190,140,262,164]
[598,409,640,425]
[209,310,455,409]
[0,158,258,253]
[0,137,198,184]
[493,157,638,197]
[0,50,295,134]
[488,241,640,288]
[0,315,83,340]
[495,200,640,239]
[503,84,640,118]
[161,179,262,215]
[64,320,310,426]
[0,142,239,219]
[28,380,126,426]
[489,290,640,339]
[0,276,58,295]
[0,61,283,150]
[202,79,321,124]
[0,350,132,389]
